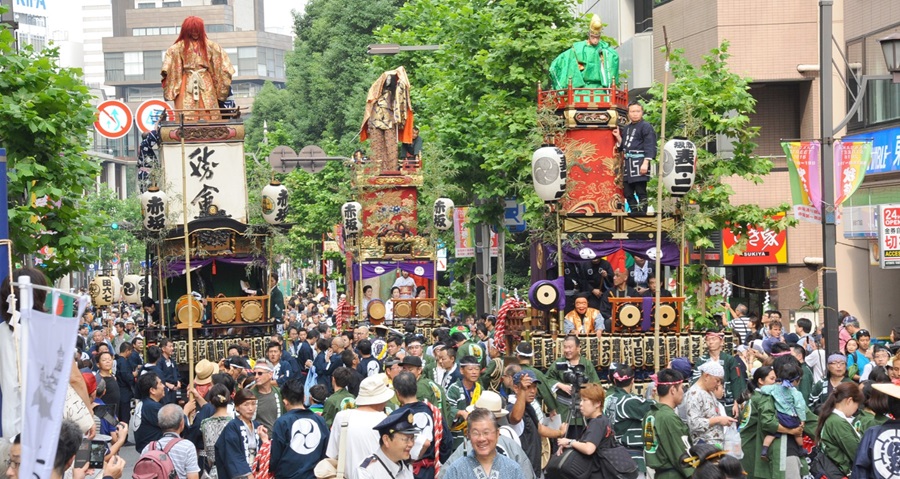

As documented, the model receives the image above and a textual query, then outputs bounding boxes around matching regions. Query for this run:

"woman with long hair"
[161,16,234,120]
[95,351,120,420]
[214,389,269,479]
[809,353,854,414]
[815,382,863,477]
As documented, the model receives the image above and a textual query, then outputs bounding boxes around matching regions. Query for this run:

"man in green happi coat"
[549,14,620,90]
[643,368,694,479]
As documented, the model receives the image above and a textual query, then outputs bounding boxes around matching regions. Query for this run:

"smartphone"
[93,404,118,426]
[74,438,91,469]
[89,440,106,468]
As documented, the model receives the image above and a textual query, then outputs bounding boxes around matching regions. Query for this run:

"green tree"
[245,0,401,151]
[0,14,105,280]
[82,187,145,270]
[644,42,795,325]
[374,0,581,224]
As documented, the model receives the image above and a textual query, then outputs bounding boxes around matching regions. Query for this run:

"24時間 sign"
[878,204,900,269]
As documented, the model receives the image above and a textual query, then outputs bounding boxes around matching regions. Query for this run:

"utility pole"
[820,0,840,355]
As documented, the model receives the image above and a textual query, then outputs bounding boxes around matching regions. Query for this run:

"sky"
[42,0,301,42]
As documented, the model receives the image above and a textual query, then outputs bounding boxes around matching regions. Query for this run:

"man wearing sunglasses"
[249,359,283,435]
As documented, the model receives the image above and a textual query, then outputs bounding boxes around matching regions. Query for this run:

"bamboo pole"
[180,112,195,385]
[654,27,672,373]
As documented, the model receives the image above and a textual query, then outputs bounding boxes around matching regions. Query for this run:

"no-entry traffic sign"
[94,100,133,139]
[135,99,174,133]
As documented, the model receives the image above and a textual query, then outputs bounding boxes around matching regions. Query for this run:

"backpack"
[133,437,182,479]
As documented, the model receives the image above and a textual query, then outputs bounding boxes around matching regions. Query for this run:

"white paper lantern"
[88,275,121,307]
[261,180,289,225]
[661,139,697,198]
[140,186,167,231]
[433,198,454,231]
[342,202,363,235]
[122,274,142,304]
[531,146,567,202]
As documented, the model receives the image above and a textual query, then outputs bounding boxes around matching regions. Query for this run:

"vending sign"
[878,204,900,269]
[721,214,788,266]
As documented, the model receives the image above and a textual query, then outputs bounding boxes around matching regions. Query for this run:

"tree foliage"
[644,42,795,322]
[0,15,105,280]
[245,0,402,152]
[374,0,581,224]
[81,187,145,270]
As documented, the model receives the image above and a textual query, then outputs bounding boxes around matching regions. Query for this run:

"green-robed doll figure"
[549,14,620,90]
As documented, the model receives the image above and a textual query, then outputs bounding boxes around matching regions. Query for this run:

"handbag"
[546,448,593,479]
[597,444,639,479]
[809,445,847,479]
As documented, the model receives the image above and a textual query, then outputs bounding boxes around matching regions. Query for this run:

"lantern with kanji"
[342,202,363,235]
[531,145,567,202]
[140,186,167,231]
[89,275,121,307]
[433,198,454,231]
[261,180,289,225]
[661,138,697,198]
[122,274,142,304]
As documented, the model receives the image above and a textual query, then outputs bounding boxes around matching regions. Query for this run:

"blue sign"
[844,126,900,175]
[504,198,526,233]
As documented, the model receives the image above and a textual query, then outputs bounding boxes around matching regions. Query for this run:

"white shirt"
[806,349,827,383]
[326,409,387,479]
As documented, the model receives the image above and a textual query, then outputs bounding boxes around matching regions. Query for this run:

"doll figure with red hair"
[161,16,235,121]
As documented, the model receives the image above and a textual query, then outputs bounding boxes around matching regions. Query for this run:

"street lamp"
[878,33,900,83]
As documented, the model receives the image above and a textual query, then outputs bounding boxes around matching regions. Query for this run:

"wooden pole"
[654,27,672,373]
[180,113,195,384]
[554,205,563,338]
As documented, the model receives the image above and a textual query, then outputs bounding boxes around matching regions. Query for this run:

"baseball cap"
[513,369,541,385]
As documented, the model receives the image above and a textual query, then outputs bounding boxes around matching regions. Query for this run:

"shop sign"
[721,215,788,266]
[878,204,900,269]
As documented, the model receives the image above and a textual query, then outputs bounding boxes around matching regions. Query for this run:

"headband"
[613,371,633,382]
[650,373,684,386]
[828,353,847,364]
[771,351,792,357]
[459,360,481,367]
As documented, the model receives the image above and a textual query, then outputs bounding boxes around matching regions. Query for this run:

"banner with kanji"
[161,142,248,223]
[722,214,788,265]
[834,140,872,207]
[782,141,821,223]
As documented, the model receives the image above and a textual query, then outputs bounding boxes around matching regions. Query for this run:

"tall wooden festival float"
[513,75,711,382]
[137,106,285,373]
[339,67,444,332]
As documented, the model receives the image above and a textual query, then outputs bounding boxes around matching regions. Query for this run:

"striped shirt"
[141,432,200,479]
[731,316,751,346]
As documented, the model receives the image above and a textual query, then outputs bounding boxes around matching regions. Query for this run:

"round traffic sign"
[135,99,174,133]
[94,100,133,139]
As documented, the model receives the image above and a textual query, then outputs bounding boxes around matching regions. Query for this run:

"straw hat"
[194,359,215,385]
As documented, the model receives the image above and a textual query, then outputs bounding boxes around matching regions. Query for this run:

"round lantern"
[342,202,363,235]
[433,198,454,231]
[122,274,142,304]
[661,138,697,198]
[140,186,167,231]
[88,275,121,307]
[261,180,289,225]
[531,145,567,202]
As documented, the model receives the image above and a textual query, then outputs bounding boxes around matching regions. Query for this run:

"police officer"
[359,405,421,479]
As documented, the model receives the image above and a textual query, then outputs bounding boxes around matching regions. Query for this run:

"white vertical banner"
[18,277,86,479]
[328,280,338,309]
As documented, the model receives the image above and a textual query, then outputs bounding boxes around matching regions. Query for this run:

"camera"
[558,363,587,392]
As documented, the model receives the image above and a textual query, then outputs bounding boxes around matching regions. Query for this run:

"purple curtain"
[544,239,681,268]
[349,261,435,281]
[164,257,259,278]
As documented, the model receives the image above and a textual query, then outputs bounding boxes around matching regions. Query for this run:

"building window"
[137,2,155,8]
[212,0,228,4]
[162,1,181,6]
[160,26,177,35]
[653,0,674,6]
[205,24,234,33]
[143,51,163,81]
[124,51,143,77]
[126,86,164,102]
[236,46,256,77]
[105,52,124,82]
[133,28,145,36]
[635,0,653,33]
[846,26,900,130]
[231,81,262,98]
